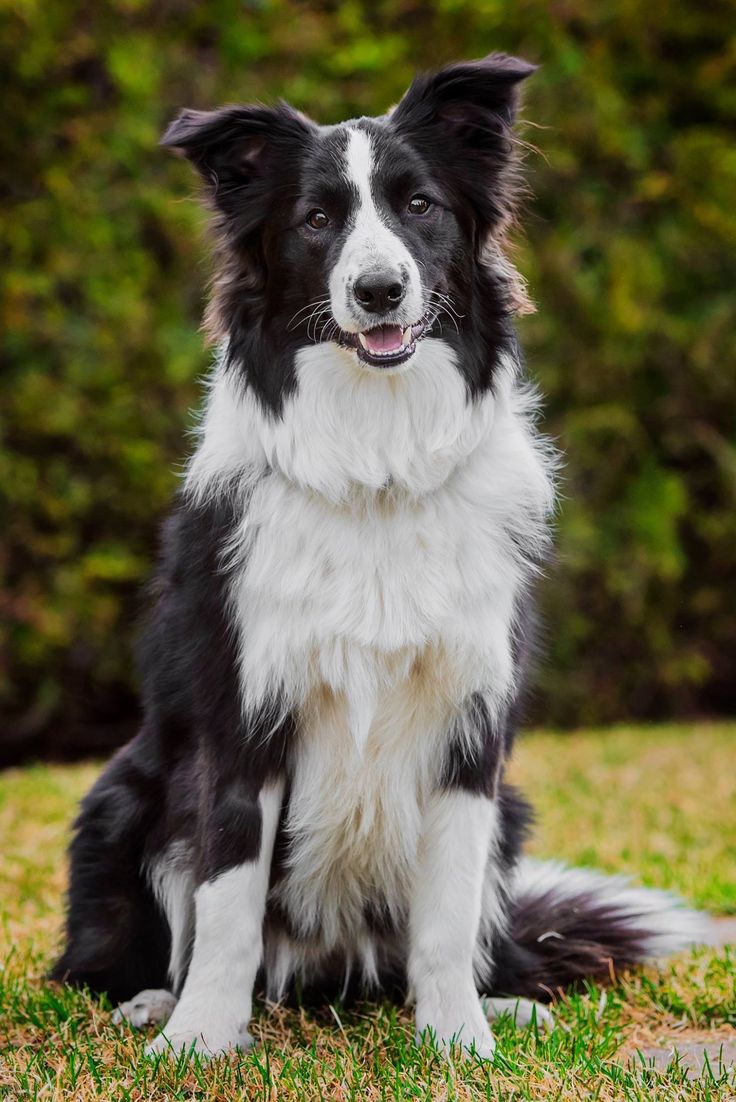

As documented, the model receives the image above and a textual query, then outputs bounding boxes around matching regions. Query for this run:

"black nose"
[353,272,405,314]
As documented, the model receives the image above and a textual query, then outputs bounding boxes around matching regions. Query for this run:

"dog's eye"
[408,195,431,216]
[306,208,330,230]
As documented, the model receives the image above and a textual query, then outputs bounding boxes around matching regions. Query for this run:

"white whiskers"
[426,289,464,336]
[286,297,340,344]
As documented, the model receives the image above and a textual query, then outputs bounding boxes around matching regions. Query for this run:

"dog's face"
[284,123,453,365]
[163,54,534,411]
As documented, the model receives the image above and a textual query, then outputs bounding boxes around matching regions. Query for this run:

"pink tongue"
[363,324,404,354]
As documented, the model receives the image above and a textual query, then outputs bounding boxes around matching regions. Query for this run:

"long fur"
[51,54,709,1058]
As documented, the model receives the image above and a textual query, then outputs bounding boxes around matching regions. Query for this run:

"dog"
[51,54,706,1060]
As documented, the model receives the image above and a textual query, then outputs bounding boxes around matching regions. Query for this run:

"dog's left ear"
[160,103,315,229]
[392,53,536,227]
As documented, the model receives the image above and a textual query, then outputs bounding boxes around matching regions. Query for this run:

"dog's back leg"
[49,731,171,1005]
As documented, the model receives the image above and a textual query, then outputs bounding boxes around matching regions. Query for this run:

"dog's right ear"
[161,103,315,226]
[391,54,535,234]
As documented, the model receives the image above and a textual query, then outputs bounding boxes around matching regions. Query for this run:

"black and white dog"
[52,54,706,1059]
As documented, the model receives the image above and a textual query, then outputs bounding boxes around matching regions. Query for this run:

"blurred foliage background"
[2,0,735,763]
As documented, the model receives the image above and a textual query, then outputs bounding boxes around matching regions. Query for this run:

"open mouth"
[339,318,429,368]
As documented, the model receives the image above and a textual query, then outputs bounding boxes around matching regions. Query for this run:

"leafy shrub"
[2,0,734,760]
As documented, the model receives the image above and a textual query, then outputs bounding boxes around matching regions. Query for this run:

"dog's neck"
[187,338,517,508]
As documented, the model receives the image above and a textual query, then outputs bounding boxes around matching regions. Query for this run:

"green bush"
[2,0,735,759]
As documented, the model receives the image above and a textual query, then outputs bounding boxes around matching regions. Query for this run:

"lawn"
[0,723,734,1100]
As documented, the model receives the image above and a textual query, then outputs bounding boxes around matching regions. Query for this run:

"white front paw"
[144,1017,254,1059]
[416,999,496,1061]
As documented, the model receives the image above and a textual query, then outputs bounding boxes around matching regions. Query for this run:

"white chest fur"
[187,339,555,942]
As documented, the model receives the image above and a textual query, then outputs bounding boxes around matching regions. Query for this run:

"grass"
[0,722,734,1100]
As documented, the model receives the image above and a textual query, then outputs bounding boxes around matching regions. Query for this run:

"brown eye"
[408,195,431,215]
[306,208,329,230]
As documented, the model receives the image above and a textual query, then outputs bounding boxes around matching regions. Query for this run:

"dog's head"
[163,54,535,412]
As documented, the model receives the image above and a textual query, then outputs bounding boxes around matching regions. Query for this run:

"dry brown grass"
[0,724,734,1100]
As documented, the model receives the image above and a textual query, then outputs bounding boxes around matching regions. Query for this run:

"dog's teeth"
[402,326,411,346]
[358,333,369,350]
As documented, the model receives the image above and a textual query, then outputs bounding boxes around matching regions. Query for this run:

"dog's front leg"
[146,778,284,1059]
[408,787,497,1060]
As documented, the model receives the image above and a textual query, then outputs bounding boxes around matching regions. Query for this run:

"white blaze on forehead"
[343,126,375,208]
[328,127,424,333]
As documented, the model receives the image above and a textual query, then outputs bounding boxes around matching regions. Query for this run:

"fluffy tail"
[490,858,712,1002]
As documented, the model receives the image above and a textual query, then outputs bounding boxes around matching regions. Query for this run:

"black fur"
[51,495,294,996]
[492,890,661,1003]
[441,693,506,797]
[50,734,171,1003]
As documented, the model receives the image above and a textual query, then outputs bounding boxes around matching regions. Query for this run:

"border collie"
[51,54,706,1060]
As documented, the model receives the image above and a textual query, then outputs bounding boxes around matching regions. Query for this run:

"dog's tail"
[490,857,711,1001]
